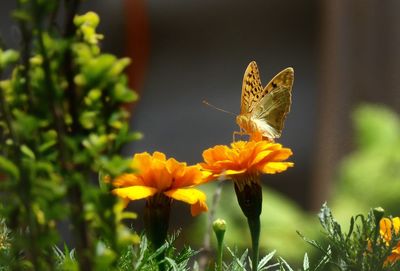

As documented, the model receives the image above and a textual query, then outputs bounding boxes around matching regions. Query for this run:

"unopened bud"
[373,207,385,226]
[213,219,226,244]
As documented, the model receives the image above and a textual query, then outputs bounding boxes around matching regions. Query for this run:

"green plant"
[299,204,400,271]
[0,1,139,270]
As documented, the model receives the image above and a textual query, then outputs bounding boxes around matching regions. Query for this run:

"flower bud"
[373,207,385,227]
[213,219,227,237]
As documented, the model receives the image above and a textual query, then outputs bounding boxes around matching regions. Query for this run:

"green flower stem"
[216,240,223,271]
[213,219,226,271]
[144,193,171,271]
[234,180,262,270]
[247,216,260,270]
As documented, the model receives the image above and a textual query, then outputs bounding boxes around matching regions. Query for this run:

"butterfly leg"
[233,131,239,142]
[233,130,246,142]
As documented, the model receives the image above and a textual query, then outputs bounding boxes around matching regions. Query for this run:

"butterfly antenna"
[202,100,236,116]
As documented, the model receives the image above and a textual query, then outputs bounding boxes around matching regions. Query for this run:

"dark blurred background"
[1,0,399,247]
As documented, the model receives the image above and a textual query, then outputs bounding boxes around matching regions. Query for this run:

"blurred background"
[1,0,399,266]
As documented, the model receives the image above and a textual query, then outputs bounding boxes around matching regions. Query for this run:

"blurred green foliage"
[192,183,319,264]
[332,104,400,225]
[299,204,400,271]
[0,1,139,270]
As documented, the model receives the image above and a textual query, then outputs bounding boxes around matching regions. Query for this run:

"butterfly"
[235,61,294,141]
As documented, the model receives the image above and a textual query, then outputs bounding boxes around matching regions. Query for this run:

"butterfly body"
[236,61,294,141]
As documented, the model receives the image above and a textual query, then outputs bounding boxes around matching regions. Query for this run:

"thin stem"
[198,181,223,270]
[64,0,80,134]
[0,31,40,271]
[16,0,35,108]
[33,1,68,167]
[216,239,223,271]
[204,181,223,249]
[247,216,260,270]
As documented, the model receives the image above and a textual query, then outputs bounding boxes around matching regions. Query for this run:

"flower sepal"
[234,180,262,220]
[143,193,171,250]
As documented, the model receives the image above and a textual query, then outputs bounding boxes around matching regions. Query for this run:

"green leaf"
[84,88,102,106]
[99,156,132,177]
[0,156,19,179]
[74,11,100,27]
[0,49,19,69]
[109,58,131,77]
[38,140,57,153]
[20,144,36,160]
[79,111,98,129]
[112,83,138,103]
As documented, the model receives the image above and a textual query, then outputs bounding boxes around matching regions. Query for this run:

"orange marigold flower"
[199,140,293,190]
[112,151,208,216]
[380,217,400,264]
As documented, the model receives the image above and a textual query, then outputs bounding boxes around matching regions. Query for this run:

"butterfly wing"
[240,61,265,114]
[252,67,294,139]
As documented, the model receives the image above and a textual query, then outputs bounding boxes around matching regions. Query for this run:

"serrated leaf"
[165,257,179,271]
[297,231,328,254]
[278,257,294,271]
[313,248,331,271]
[303,253,309,270]
[258,250,276,270]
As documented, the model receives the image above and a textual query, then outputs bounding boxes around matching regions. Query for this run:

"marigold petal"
[112,186,157,200]
[113,173,144,187]
[132,152,152,181]
[202,145,230,164]
[263,148,293,162]
[201,140,293,179]
[173,165,205,187]
[201,170,219,182]
[191,199,208,216]
[133,152,152,168]
[164,188,208,216]
[260,162,294,174]
[380,218,393,242]
[153,151,167,161]
[166,157,185,176]
[392,217,400,234]
[225,169,247,176]
[252,150,274,166]
[150,159,172,190]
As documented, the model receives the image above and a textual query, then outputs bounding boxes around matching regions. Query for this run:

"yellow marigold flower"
[112,151,208,216]
[199,140,293,190]
[200,140,293,268]
[380,217,400,264]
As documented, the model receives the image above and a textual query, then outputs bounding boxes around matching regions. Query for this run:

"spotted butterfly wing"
[237,61,294,140]
[240,61,265,114]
